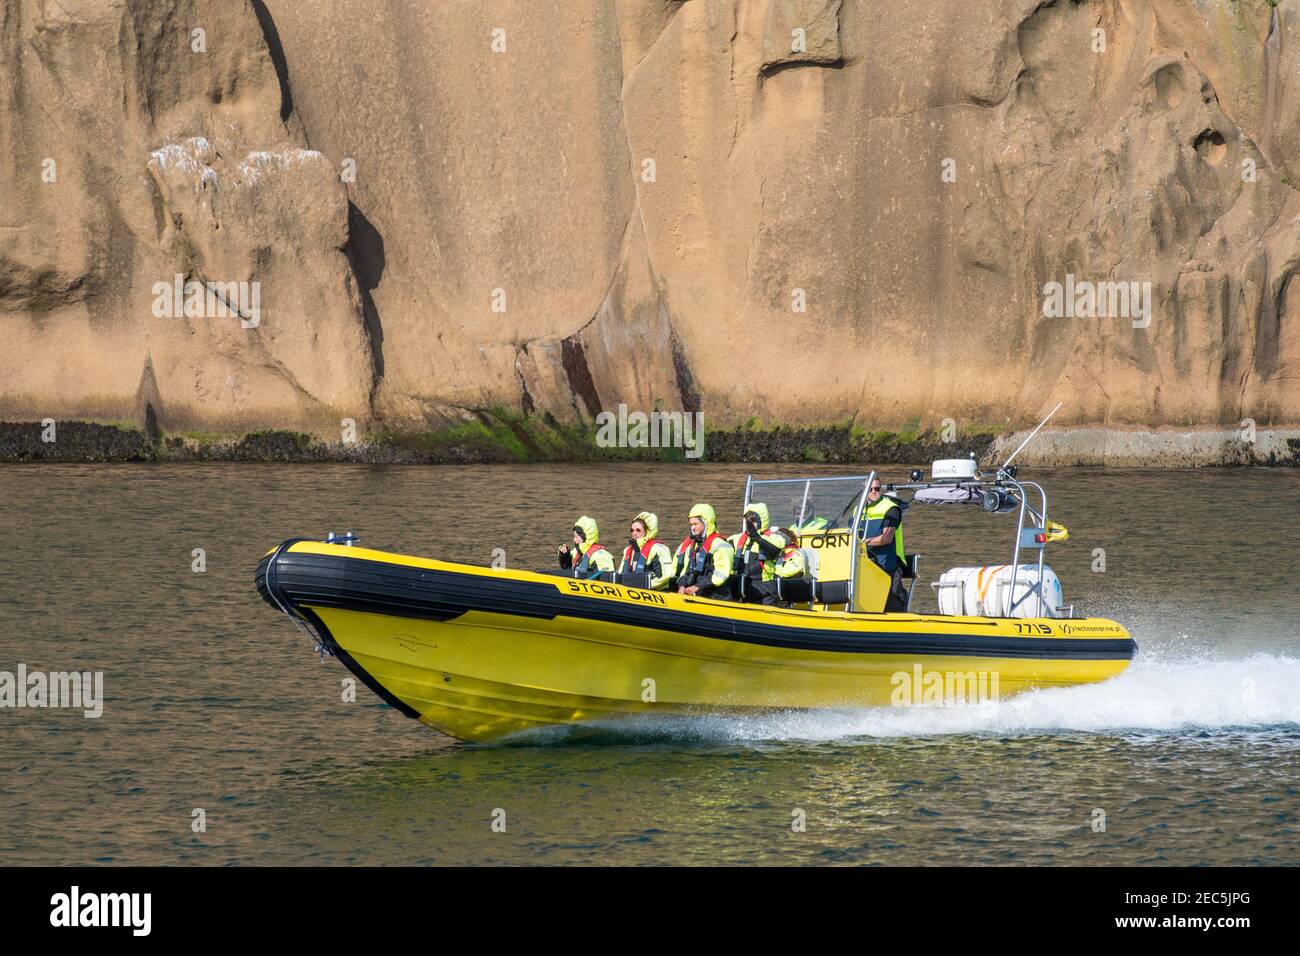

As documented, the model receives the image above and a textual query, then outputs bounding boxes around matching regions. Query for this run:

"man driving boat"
[861,480,909,612]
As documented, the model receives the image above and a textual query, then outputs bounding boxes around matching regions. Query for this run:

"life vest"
[623,538,663,573]
[862,496,906,571]
[775,546,806,579]
[735,530,771,553]
[574,542,611,577]
[735,529,781,581]
[679,532,725,578]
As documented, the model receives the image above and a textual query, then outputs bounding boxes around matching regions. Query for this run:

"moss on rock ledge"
[3,417,1296,467]
[703,425,998,465]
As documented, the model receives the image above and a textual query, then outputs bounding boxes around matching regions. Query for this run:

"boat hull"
[257,541,1136,743]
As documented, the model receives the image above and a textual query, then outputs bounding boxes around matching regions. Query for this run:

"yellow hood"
[687,503,717,536]
[573,515,600,549]
[744,502,770,531]
[634,511,660,539]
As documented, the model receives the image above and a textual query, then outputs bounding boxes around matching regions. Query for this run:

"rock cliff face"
[2,0,1298,440]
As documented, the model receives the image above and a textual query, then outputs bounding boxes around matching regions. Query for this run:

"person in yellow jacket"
[774,530,807,580]
[731,502,790,603]
[558,515,615,579]
[860,480,909,611]
[618,512,674,590]
[789,494,831,533]
[673,503,736,599]
[747,526,807,605]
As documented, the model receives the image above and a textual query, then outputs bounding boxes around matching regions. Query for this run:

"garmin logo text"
[50,886,151,936]
[0,664,103,718]
[1041,274,1152,328]
[151,273,261,328]
[594,404,705,459]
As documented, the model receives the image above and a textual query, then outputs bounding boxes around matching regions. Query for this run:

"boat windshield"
[744,476,872,531]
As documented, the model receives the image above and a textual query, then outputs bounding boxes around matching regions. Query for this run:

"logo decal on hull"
[564,579,667,605]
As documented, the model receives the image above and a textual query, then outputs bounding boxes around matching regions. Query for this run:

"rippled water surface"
[1,463,1297,865]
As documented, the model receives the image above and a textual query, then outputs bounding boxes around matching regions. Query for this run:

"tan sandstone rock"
[1,0,1297,443]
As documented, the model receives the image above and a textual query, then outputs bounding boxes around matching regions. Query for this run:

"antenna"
[1001,402,1063,471]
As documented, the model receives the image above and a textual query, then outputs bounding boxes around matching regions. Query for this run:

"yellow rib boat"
[255,466,1136,743]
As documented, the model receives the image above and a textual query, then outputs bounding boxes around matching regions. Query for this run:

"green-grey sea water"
[1,463,1297,864]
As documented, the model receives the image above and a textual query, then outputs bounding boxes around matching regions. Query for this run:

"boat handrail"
[1001,474,1050,617]
[747,474,877,486]
[846,472,874,612]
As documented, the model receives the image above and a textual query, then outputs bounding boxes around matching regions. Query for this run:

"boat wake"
[503,654,1300,746]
